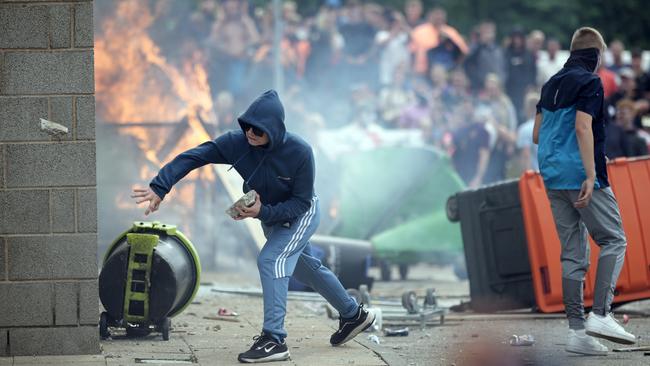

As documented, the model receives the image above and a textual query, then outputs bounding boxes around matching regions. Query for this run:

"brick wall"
[0,0,98,356]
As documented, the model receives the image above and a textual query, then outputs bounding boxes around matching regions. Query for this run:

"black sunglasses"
[241,122,265,137]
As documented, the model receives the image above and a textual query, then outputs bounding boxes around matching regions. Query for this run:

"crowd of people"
[172,0,650,188]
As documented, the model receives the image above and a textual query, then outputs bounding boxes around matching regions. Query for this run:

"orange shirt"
[598,67,618,99]
[410,23,469,74]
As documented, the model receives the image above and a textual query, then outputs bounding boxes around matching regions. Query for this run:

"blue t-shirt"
[536,48,608,190]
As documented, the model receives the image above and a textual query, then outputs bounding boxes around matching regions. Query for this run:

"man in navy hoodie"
[132,90,375,363]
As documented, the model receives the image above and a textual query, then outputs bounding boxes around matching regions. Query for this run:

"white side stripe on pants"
[279,203,315,277]
[275,198,316,278]
[274,197,317,278]
[274,201,312,278]
[274,207,310,278]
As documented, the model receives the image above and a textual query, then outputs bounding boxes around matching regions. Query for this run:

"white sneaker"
[585,313,636,345]
[566,329,608,356]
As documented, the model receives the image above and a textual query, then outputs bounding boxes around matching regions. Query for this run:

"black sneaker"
[238,333,290,363]
[330,304,376,346]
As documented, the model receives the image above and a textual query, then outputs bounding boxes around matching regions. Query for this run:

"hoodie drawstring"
[228,149,269,187]
[246,154,268,186]
[228,150,252,172]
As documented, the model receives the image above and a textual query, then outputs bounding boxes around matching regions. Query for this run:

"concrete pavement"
[2,264,650,365]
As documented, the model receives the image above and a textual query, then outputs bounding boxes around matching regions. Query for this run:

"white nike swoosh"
[255,342,273,350]
[264,345,277,352]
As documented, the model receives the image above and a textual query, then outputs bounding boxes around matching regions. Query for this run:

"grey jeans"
[547,187,627,329]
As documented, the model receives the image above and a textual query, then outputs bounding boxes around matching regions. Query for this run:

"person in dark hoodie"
[132,90,375,363]
[533,27,635,356]
[505,27,537,122]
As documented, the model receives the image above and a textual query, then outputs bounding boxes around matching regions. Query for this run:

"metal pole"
[272,0,284,94]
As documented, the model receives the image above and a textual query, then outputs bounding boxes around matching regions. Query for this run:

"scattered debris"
[367,334,381,345]
[613,346,650,352]
[384,327,409,337]
[509,334,535,346]
[134,358,193,364]
[218,308,238,317]
[202,316,240,323]
[471,334,479,338]
[40,118,68,136]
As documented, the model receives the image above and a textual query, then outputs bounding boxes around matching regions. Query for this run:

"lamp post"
[272,0,284,94]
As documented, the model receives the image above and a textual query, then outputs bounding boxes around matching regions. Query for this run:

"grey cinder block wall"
[0,0,99,356]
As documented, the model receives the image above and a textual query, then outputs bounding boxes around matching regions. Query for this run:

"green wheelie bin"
[99,221,201,340]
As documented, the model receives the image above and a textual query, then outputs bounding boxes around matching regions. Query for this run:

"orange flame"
[96,0,217,221]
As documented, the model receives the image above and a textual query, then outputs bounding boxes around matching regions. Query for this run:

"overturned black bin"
[447,179,535,312]
[99,221,201,340]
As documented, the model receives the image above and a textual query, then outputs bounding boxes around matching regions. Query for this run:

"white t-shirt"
[517,118,539,170]
[537,52,567,86]
[376,31,409,85]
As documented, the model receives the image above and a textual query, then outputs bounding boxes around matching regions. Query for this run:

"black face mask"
[241,122,265,137]
[565,48,601,73]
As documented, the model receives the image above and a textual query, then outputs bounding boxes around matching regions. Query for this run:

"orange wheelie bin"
[519,156,650,313]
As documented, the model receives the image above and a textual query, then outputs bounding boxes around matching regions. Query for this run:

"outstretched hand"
[234,193,261,220]
[131,187,163,216]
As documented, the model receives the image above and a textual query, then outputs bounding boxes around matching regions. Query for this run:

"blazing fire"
[95,0,217,231]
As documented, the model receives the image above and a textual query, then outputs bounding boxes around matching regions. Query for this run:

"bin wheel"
[380,261,391,281]
[99,312,110,339]
[401,291,419,314]
[398,264,409,280]
[424,288,437,307]
[161,317,171,341]
[446,195,459,222]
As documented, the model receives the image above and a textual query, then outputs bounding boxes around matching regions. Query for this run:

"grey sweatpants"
[547,187,627,330]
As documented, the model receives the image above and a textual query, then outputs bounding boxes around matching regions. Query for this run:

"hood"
[238,90,286,151]
[564,48,600,73]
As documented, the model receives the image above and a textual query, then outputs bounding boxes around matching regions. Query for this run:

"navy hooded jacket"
[536,48,608,190]
[149,90,315,226]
